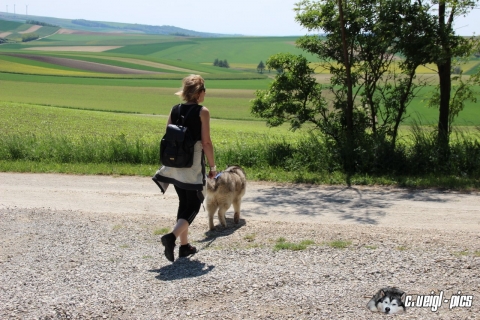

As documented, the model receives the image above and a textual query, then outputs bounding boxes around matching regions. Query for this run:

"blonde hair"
[175,74,205,103]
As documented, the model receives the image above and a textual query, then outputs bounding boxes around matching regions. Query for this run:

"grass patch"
[453,250,471,257]
[274,237,315,251]
[244,234,256,242]
[327,240,352,249]
[0,103,479,190]
[364,245,378,250]
[112,224,122,231]
[396,246,408,251]
[153,227,170,236]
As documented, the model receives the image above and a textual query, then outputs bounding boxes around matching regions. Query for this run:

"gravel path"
[0,173,479,319]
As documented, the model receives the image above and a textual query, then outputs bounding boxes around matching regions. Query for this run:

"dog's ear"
[379,289,386,298]
[400,292,406,303]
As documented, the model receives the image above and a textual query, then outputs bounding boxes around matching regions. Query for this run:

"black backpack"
[160,104,196,168]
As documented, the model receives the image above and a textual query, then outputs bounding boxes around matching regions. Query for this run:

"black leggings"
[174,185,202,225]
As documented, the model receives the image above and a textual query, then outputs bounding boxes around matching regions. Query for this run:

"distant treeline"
[26,20,59,28]
[72,19,111,28]
[70,19,218,37]
[124,24,202,36]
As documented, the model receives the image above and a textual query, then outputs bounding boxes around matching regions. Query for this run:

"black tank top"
[170,104,203,142]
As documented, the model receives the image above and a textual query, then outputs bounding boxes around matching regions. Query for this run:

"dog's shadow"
[198,217,246,248]
[149,258,215,281]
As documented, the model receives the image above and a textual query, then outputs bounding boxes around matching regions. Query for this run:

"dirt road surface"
[1,173,479,231]
[1,173,479,319]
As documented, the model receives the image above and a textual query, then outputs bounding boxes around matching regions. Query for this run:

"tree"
[252,0,435,174]
[252,54,325,130]
[257,61,265,73]
[428,39,480,135]
[421,0,479,151]
[213,58,229,68]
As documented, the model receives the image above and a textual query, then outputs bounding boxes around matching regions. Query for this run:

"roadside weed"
[327,240,352,249]
[244,233,256,242]
[453,250,471,257]
[274,238,315,251]
[153,227,170,236]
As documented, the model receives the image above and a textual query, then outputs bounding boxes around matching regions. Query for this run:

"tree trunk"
[338,0,355,177]
[437,60,451,148]
[437,2,451,154]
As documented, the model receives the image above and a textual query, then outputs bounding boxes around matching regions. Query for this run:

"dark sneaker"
[179,244,197,257]
[161,233,176,262]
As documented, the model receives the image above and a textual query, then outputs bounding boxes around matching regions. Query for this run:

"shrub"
[21,33,39,42]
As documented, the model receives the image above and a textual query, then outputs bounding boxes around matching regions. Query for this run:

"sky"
[1,0,479,36]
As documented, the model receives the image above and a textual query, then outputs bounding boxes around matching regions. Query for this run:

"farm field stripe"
[0,73,271,89]
[23,46,123,52]
[5,54,161,75]
[18,25,42,34]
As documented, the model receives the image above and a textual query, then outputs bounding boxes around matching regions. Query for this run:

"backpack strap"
[176,104,196,126]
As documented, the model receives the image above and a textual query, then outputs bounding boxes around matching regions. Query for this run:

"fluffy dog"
[206,165,246,230]
[367,287,406,314]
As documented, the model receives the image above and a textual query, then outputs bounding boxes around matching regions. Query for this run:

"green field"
[0,20,24,31]
[0,20,479,188]
[0,26,478,124]
[0,102,297,140]
[1,74,478,124]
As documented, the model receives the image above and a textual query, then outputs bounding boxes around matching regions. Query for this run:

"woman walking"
[152,74,216,262]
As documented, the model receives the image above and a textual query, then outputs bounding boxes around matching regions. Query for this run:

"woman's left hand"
[208,170,217,179]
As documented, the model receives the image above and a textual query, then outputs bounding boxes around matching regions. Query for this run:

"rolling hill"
[0,11,230,38]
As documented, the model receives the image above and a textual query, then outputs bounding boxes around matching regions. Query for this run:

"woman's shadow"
[149,258,215,281]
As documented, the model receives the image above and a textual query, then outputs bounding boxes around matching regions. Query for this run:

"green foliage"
[72,19,111,28]
[327,240,352,249]
[420,1,480,149]
[274,238,315,251]
[21,33,39,42]
[252,53,325,130]
[253,0,477,175]
[153,227,170,235]
[213,59,230,68]
[1,103,479,183]
[26,20,59,27]
[257,61,265,73]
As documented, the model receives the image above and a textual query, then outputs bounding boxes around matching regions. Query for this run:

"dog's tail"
[226,165,246,178]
